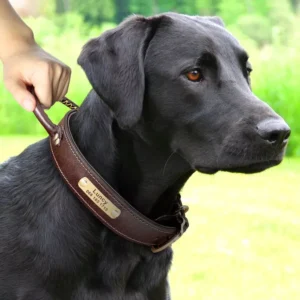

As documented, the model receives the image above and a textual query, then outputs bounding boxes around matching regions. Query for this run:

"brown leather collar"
[33,98,189,253]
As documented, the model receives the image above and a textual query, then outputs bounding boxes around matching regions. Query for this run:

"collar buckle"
[151,205,189,253]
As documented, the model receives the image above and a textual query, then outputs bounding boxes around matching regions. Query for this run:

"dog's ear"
[78,16,165,129]
[204,16,225,27]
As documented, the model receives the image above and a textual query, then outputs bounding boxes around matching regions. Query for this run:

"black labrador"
[0,13,290,300]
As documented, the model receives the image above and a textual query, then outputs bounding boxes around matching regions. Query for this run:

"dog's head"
[78,13,290,174]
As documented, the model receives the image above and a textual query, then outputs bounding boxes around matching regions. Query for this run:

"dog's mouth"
[195,145,286,175]
[221,159,282,174]
[196,159,282,175]
[179,139,287,175]
[196,166,219,174]
[217,141,287,173]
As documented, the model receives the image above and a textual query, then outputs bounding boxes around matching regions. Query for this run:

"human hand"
[1,43,71,111]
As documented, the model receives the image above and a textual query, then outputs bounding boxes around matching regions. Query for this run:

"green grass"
[0,135,46,161]
[171,158,300,300]
[1,136,300,300]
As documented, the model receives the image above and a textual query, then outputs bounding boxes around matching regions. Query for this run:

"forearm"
[0,0,36,60]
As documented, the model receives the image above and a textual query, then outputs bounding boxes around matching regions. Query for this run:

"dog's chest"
[70,243,173,300]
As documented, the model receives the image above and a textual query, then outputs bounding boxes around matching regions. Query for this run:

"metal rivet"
[111,209,120,219]
[183,205,189,213]
[79,178,88,187]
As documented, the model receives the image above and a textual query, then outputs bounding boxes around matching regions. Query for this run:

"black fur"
[0,13,289,299]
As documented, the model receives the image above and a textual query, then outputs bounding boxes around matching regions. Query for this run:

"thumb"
[5,79,36,111]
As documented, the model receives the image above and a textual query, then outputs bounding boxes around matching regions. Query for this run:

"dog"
[0,13,290,300]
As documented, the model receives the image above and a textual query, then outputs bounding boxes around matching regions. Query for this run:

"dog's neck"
[71,91,193,217]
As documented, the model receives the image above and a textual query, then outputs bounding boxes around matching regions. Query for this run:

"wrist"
[0,24,36,61]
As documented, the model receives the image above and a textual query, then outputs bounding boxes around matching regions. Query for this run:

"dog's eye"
[246,62,252,76]
[186,69,202,82]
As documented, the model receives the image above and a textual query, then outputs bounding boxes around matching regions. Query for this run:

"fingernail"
[23,99,35,111]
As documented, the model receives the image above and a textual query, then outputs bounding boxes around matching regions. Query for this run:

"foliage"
[45,0,300,26]
[268,0,295,45]
[218,0,248,25]
[236,14,272,47]
[250,43,300,156]
[70,0,115,23]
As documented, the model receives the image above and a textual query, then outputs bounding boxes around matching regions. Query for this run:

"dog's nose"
[256,119,291,145]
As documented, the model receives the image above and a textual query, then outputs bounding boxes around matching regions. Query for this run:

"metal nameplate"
[78,177,121,219]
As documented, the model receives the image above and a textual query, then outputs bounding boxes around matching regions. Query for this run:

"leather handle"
[28,86,59,137]
[30,88,64,146]
[30,85,79,144]
[33,101,59,137]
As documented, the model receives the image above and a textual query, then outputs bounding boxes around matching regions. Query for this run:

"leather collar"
[33,98,189,253]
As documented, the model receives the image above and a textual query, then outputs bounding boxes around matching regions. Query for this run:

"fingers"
[52,64,71,102]
[60,71,71,100]
[2,45,72,111]
[4,78,36,111]
[57,67,71,101]
[31,62,53,108]
[15,61,71,109]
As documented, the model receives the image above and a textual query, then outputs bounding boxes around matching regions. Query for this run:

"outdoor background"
[0,0,300,299]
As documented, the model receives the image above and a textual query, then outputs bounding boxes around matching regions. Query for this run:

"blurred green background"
[1,0,300,299]
[1,0,300,155]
